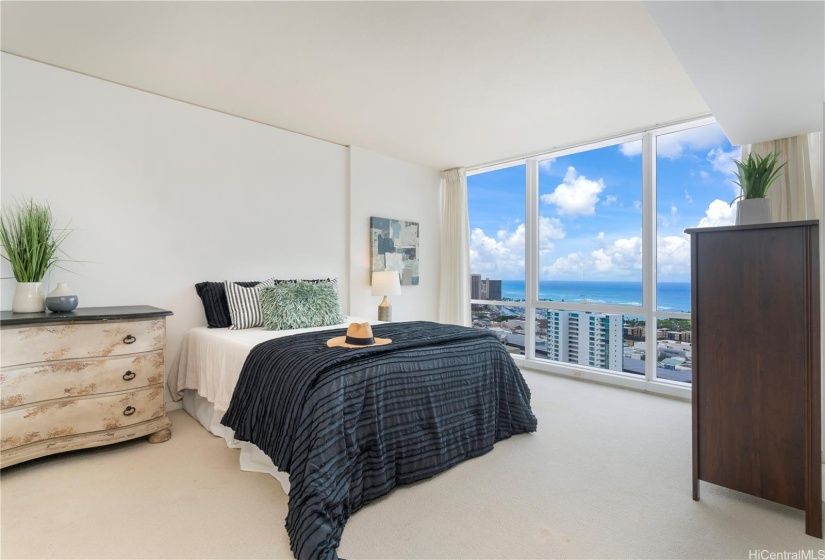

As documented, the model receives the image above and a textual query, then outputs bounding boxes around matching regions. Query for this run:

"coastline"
[487,280,691,313]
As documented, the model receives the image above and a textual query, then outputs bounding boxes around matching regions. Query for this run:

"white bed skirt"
[182,389,291,494]
[171,317,374,496]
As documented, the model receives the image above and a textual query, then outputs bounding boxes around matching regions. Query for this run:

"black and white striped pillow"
[225,278,276,330]
[196,281,259,328]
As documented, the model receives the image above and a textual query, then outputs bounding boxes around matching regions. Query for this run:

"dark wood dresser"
[686,220,821,538]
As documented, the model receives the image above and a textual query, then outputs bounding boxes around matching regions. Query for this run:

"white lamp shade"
[371,270,402,296]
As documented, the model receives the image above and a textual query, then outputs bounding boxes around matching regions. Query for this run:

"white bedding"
[168,317,373,493]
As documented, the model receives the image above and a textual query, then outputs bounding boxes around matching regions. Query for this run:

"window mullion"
[642,131,657,383]
[524,159,539,360]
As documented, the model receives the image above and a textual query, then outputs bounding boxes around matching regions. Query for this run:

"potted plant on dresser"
[0,198,71,313]
[732,151,787,225]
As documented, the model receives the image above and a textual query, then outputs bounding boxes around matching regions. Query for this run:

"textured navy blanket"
[221,321,537,560]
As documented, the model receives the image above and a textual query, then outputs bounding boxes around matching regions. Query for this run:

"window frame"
[468,116,721,400]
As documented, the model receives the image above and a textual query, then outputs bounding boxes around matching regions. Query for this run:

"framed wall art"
[370,216,419,285]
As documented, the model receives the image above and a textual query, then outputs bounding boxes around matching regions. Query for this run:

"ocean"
[497,280,691,313]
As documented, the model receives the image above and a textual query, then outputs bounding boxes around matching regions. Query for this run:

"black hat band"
[345,335,375,346]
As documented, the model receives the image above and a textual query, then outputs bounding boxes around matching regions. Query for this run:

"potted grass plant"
[0,199,70,313]
[732,151,787,225]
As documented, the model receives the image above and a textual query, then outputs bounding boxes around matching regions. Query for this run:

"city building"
[666,330,692,343]
[469,275,502,301]
[485,279,502,300]
[470,274,481,300]
[545,310,622,371]
[623,324,645,339]
[658,340,692,361]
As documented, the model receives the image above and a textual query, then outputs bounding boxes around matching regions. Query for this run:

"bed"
[169,317,537,560]
[168,318,372,492]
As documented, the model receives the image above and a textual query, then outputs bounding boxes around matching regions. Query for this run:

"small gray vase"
[45,283,79,313]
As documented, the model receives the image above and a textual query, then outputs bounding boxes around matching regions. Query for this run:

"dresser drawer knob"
[123,335,136,345]
[123,406,136,416]
[122,371,136,381]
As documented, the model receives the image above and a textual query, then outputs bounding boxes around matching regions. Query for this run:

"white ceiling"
[1,1,715,170]
[645,0,824,147]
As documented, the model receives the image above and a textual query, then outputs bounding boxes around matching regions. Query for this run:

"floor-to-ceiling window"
[468,163,526,355]
[652,122,740,385]
[467,118,739,396]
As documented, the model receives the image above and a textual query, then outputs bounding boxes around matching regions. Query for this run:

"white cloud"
[619,140,642,157]
[539,158,555,172]
[587,237,642,275]
[544,252,585,277]
[657,235,691,278]
[591,249,613,272]
[618,125,729,160]
[657,125,728,159]
[597,231,605,240]
[684,190,693,204]
[497,224,524,250]
[472,218,566,278]
[707,146,741,177]
[603,195,618,206]
[659,206,679,228]
[541,167,605,216]
[542,236,642,279]
[696,199,736,228]
[606,236,642,269]
[633,200,642,211]
[539,216,566,247]
[699,170,710,182]
[470,227,524,278]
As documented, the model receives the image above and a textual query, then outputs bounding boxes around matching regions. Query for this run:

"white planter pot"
[736,198,771,226]
[12,282,45,313]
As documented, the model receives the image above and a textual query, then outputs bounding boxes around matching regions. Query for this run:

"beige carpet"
[1,369,822,559]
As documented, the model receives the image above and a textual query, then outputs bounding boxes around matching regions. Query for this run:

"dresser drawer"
[1,351,165,410]
[0,385,165,451]
[0,319,164,367]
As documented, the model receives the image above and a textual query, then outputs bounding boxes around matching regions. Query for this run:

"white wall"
[0,53,351,383]
[1,54,447,384]
[349,147,441,322]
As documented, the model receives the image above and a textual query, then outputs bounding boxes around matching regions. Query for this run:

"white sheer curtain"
[742,131,822,221]
[438,168,471,326]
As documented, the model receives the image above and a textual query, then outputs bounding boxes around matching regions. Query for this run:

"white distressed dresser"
[0,306,173,468]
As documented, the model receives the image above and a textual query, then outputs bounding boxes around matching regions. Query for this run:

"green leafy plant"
[731,151,787,202]
[0,199,70,282]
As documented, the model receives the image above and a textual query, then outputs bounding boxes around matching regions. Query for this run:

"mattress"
[168,317,373,494]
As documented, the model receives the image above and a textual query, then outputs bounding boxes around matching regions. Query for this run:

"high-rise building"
[545,310,568,362]
[486,279,502,300]
[545,310,622,371]
[471,274,481,300]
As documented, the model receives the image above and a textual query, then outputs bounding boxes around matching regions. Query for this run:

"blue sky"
[468,122,741,282]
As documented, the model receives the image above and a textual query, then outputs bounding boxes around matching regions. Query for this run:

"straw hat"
[327,322,392,348]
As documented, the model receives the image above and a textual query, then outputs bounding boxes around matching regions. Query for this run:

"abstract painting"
[370,216,419,285]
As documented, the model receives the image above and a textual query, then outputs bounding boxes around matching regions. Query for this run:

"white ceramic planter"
[736,198,771,226]
[12,282,45,313]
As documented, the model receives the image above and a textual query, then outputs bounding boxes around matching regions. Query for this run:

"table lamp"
[371,270,402,321]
